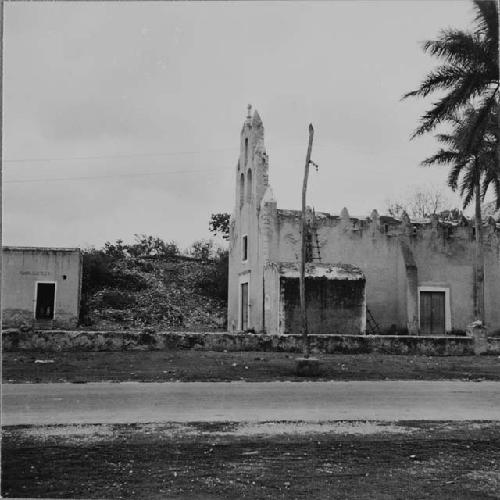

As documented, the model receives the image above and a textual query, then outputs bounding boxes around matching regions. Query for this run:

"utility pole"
[473,178,485,324]
[300,124,314,359]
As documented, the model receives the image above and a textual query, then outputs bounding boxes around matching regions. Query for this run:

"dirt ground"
[3,421,499,499]
[3,350,500,383]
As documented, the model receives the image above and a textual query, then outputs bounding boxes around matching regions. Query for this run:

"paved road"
[3,381,500,426]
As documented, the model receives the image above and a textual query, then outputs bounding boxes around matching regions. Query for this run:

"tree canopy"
[422,104,499,209]
[403,0,498,138]
[209,212,231,240]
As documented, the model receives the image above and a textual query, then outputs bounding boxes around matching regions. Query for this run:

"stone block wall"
[4,329,498,355]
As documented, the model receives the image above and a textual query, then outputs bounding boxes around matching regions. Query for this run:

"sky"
[3,1,477,250]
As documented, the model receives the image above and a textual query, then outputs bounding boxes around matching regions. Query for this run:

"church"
[227,108,500,336]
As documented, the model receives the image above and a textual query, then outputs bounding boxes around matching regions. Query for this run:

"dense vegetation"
[79,234,228,331]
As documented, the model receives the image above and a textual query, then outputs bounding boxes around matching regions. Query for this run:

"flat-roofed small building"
[263,262,366,335]
[2,246,82,329]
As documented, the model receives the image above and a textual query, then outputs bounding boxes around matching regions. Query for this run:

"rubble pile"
[82,257,227,331]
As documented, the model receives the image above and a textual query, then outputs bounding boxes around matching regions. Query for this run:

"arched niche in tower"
[246,168,253,203]
[240,172,245,209]
[244,138,249,166]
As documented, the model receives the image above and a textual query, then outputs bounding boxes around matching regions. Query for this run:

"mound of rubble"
[81,256,227,331]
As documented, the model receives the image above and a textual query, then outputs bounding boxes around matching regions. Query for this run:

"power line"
[4,166,233,184]
[4,142,417,167]
[3,140,418,183]
[2,140,340,166]
[3,146,240,164]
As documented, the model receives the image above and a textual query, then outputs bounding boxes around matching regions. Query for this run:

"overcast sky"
[3,1,475,250]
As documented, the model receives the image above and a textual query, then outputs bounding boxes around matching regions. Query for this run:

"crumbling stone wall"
[274,208,500,334]
[4,329,498,355]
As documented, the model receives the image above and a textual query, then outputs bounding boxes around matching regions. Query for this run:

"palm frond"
[481,150,500,205]
[421,149,462,166]
[461,183,475,208]
[404,0,498,139]
[423,30,492,68]
[482,171,500,205]
[410,72,491,137]
[458,92,499,154]
[434,133,458,147]
[447,158,470,190]
[460,165,479,208]
[473,0,498,42]
[402,65,475,100]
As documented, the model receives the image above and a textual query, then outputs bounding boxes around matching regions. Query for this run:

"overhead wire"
[4,166,233,184]
[3,146,240,164]
[4,139,402,166]
[3,140,417,184]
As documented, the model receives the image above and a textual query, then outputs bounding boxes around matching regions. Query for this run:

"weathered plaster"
[228,109,500,335]
[2,247,82,329]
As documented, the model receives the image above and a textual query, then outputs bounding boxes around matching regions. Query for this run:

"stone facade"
[2,247,82,329]
[228,109,500,336]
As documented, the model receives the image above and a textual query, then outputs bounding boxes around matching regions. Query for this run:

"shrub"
[81,250,117,295]
[126,234,179,260]
[100,291,136,309]
[196,249,228,300]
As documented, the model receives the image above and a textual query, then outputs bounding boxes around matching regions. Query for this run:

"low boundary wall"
[3,329,500,355]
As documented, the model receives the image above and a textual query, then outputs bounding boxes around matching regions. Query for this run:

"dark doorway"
[420,291,445,335]
[281,277,365,335]
[240,282,248,330]
[35,283,55,320]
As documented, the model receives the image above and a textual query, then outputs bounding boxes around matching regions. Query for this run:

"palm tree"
[403,0,499,325]
[403,0,499,138]
[421,103,498,322]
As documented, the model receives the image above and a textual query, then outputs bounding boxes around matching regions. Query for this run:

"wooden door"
[240,282,248,331]
[420,291,445,335]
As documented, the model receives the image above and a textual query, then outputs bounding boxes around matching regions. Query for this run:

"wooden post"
[300,124,314,358]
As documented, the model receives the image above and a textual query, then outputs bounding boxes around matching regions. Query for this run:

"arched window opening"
[246,169,253,203]
[240,173,245,208]
[244,138,248,165]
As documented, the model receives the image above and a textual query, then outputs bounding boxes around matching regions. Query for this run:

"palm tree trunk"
[474,179,485,324]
